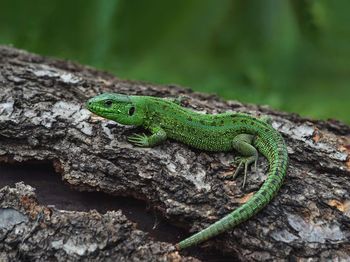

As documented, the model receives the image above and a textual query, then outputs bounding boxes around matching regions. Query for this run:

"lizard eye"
[104,100,113,107]
[128,106,135,116]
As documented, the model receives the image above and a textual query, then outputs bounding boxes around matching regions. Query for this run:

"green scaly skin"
[86,93,288,250]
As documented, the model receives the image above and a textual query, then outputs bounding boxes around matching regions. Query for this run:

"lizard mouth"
[86,101,114,117]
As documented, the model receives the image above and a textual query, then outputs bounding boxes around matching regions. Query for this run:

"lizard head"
[86,93,145,126]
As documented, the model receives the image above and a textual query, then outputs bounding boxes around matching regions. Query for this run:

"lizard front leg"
[128,127,167,147]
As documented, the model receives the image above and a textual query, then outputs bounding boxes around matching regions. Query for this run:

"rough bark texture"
[0,183,190,262]
[0,46,349,261]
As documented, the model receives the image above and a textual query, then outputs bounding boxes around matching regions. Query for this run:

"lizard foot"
[127,133,149,147]
[228,156,258,188]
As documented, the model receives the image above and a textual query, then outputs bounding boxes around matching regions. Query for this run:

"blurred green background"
[1,0,349,123]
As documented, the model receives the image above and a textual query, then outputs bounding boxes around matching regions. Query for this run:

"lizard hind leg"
[229,134,258,188]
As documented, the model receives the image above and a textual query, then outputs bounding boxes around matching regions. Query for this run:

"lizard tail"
[176,130,288,250]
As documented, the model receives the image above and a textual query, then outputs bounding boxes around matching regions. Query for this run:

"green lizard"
[86,93,288,250]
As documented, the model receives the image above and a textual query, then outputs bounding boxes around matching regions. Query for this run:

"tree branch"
[0,46,349,261]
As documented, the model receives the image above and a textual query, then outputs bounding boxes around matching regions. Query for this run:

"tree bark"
[0,45,349,261]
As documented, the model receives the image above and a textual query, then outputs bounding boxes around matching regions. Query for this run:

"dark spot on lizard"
[189,127,196,133]
[280,159,286,169]
[270,176,280,185]
[274,167,279,176]
[234,118,243,124]
[261,190,269,197]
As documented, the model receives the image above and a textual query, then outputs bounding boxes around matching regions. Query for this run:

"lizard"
[86,93,288,250]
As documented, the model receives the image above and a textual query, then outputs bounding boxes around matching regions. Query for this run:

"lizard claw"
[128,133,149,147]
[228,156,258,188]
[230,157,242,165]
